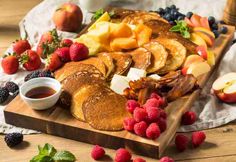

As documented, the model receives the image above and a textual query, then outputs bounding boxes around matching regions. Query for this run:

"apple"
[186,61,211,78]
[190,14,202,27]
[192,27,215,38]
[190,33,207,48]
[53,3,83,32]
[212,73,236,103]
[194,32,214,47]
[182,55,204,75]
[185,17,195,27]
[196,45,208,59]
[200,17,211,30]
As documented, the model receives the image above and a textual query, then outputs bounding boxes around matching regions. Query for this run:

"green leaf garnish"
[170,20,190,39]
[92,9,116,20]
[30,143,76,162]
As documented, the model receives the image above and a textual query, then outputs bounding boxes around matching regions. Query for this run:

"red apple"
[212,73,236,103]
[194,32,215,47]
[185,17,195,27]
[200,17,211,30]
[190,14,202,27]
[196,45,208,59]
[53,3,83,32]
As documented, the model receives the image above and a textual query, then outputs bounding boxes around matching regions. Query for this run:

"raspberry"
[134,121,148,137]
[133,108,147,122]
[126,100,140,114]
[0,87,9,104]
[146,106,160,122]
[91,145,105,160]
[146,123,161,139]
[133,157,146,162]
[159,109,167,119]
[143,98,160,109]
[160,156,174,162]
[191,131,206,148]
[175,134,189,152]
[150,93,166,106]
[115,148,132,162]
[181,111,197,125]
[156,118,167,133]
[123,117,136,131]
[4,132,23,147]
[5,81,19,94]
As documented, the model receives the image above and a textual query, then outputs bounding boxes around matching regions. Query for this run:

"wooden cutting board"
[4,24,235,158]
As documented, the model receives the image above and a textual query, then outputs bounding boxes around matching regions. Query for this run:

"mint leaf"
[92,9,104,20]
[30,155,53,162]
[182,30,190,38]
[39,143,57,157]
[170,25,181,32]
[53,151,76,162]
[170,20,190,39]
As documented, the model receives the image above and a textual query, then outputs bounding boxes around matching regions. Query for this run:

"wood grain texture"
[4,22,235,159]
[1,1,236,162]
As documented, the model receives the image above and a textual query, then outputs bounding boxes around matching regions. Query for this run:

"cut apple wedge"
[196,45,208,59]
[207,50,215,66]
[212,73,236,103]
[194,31,214,47]
[183,54,205,68]
[186,61,211,78]
[190,14,202,27]
[192,27,215,38]
[185,17,195,27]
[190,33,207,48]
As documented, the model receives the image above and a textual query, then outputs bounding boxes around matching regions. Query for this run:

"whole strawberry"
[69,42,89,61]
[55,47,70,62]
[37,29,61,58]
[21,50,41,71]
[13,39,31,56]
[46,53,63,71]
[61,39,73,47]
[1,54,19,74]
[191,131,206,148]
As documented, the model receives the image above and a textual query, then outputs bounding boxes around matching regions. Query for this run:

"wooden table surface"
[1,0,236,162]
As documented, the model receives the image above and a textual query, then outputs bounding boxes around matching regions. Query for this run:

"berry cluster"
[124,93,167,140]
[24,70,54,82]
[0,81,19,104]
[155,5,185,25]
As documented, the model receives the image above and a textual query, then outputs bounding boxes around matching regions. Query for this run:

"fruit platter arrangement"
[2,3,235,159]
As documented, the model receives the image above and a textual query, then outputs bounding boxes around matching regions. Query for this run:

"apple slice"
[193,27,215,38]
[183,54,205,68]
[194,32,215,47]
[187,61,211,78]
[200,17,211,30]
[212,73,236,103]
[185,17,195,27]
[196,45,208,59]
[190,14,202,27]
[207,50,215,66]
[190,33,207,48]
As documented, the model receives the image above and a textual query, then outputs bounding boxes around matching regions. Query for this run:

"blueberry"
[211,23,218,30]
[213,30,220,38]
[169,21,176,25]
[208,16,215,25]
[177,15,185,20]
[170,5,176,10]
[220,26,228,34]
[165,7,171,13]
[157,8,165,15]
[163,13,173,21]
[232,39,236,45]
[186,12,193,19]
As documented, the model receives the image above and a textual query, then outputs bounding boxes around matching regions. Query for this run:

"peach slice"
[134,24,152,46]
[110,23,133,39]
[212,73,236,103]
[190,14,202,27]
[190,33,207,47]
[110,37,138,51]
[194,31,214,47]
[200,17,211,30]
[192,27,215,38]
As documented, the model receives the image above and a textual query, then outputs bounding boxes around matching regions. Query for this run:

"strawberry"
[175,134,189,152]
[60,39,73,47]
[37,29,61,58]
[21,50,41,71]
[46,53,63,71]
[55,47,70,62]
[69,42,89,61]
[1,54,19,74]
[191,131,206,148]
[13,39,31,56]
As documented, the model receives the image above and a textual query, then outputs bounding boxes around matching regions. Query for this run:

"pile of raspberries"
[123,93,167,140]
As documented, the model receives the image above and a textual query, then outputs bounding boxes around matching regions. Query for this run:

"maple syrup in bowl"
[20,77,62,110]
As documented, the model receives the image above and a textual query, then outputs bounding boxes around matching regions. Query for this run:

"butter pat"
[127,68,146,81]
[110,74,130,95]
